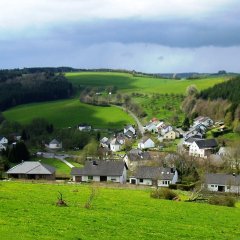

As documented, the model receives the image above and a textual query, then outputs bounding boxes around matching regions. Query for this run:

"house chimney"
[170,168,174,173]
[93,160,98,166]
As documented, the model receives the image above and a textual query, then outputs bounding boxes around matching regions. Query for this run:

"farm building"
[205,173,240,193]
[6,161,56,180]
[130,166,178,187]
[71,160,128,183]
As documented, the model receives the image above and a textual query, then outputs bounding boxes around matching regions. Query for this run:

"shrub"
[209,195,236,207]
[169,184,177,190]
[150,188,178,200]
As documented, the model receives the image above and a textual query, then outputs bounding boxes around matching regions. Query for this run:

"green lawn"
[66,72,228,94]
[0,182,239,240]
[3,99,134,129]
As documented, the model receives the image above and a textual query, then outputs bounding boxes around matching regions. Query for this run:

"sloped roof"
[124,125,134,130]
[50,139,60,144]
[135,166,176,180]
[71,160,128,176]
[6,161,56,175]
[127,149,151,161]
[140,136,153,144]
[184,135,202,143]
[195,139,217,149]
[205,173,240,186]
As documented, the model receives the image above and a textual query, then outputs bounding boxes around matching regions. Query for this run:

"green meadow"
[3,71,229,128]
[3,99,134,129]
[0,182,239,240]
[66,71,227,94]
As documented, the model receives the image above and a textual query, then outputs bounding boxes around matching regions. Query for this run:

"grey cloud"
[48,18,240,48]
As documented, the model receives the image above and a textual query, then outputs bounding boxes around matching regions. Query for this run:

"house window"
[111,178,116,181]
[139,179,143,183]
[211,185,214,187]
[88,176,93,180]
[227,186,230,190]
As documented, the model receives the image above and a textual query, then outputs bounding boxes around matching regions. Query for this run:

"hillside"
[0,182,239,240]
[66,71,228,94]
[3,99,135,129]
[2,71,231,129]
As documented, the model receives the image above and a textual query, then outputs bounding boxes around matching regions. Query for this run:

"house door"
[131,179,136,184]
[100,176,107,182]
[75,176,82,182]
[218,185,225,192]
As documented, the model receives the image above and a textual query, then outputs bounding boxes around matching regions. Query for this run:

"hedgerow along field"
[3,99,134,129]
[0,182,239,240]
[66,71,228,94]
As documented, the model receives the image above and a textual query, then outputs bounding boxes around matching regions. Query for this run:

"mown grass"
[66,72,228,94]
[3,99,134,129]
[0,182,239,240]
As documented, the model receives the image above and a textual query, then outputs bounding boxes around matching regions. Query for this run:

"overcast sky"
[0,0,240,73]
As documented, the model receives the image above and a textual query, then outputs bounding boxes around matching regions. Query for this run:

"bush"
[209,195,236,207]
[150,188,178,200]
[169,184,177,190]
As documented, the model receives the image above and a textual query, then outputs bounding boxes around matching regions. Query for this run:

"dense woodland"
[182,76,240,132]
[200,76,240,105]
[0,69,74,111]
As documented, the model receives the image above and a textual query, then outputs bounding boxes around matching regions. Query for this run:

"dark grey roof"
[6,161,56,175]
[205,173,240,185]
[135,166,176,180]
[71,160,128,176]
[195,139,217,149]
[185,135,202,143]
[124,130,134,138]
[127,149,151,161]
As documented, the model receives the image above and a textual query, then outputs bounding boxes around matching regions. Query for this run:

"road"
[114,105,145,135]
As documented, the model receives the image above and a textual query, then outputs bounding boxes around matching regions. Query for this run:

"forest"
[200,76,240,105]
[0,69,74,111]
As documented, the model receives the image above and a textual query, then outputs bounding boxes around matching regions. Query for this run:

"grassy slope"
[3,99,134,129]
[0,182,239,240]
[66,72,227,94]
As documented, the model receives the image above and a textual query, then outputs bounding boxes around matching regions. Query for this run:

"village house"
[183,135,202,148]
[48,139,62,150]
[78,124,92,131]
[159,129,180,141]
[138,137,155,149]
[129,166,178,187]
[6,161,56,180]
[100,137,110,148]
[71,160,128,183]
[144,122,158,133]
[189,139,218,158]
[193,116,214,128]
[159,125,173,136]
[0,136,8,145]
[205,173,240,193]
[124,125,136,136]
[217,147,232,158]
[109,138,122,152]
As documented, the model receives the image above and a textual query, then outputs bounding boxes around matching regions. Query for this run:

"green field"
[66,72,227,94]
[3,72,229,129]
[0,182,239,240]
[3,99,134,129]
